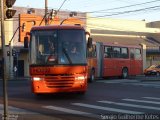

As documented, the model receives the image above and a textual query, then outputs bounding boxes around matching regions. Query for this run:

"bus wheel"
[35,93,44,99]
[89,69,95,83]
[122,68,128,79]
[77,91,86,95]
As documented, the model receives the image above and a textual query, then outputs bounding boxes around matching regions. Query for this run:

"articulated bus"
[28,25,91,95]
[87,42,143,82]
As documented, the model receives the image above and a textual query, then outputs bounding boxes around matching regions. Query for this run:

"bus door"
[96,42,103,78]
[130,48,136,75]
[103,46,117,77]
[134,48,143,75]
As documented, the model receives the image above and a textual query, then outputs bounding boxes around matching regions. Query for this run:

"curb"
[0,77,30,81]
[129,76,160,82]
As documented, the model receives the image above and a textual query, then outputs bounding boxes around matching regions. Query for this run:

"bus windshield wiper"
[62,47,72,64]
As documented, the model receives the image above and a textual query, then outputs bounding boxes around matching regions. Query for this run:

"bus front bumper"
[31,76,87,94]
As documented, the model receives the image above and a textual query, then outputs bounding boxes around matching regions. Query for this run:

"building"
[86,16,160,69]
[0,7,86,78]
[1,7,160,78]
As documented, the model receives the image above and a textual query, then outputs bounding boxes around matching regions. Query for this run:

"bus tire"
[77,91,86,95]
[122,68,128,79]
[35,93,44,99]
[89,69,95,83]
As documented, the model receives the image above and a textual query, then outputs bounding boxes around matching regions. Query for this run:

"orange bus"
[87,42,143,82]
[28,25,90,95]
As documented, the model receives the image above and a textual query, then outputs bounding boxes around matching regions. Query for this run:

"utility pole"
[0,0,8,120]
[45,0,48,25]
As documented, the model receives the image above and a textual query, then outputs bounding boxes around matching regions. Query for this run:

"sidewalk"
[0,76,30,81]
[0,114,61,120]
[129,75,160,82]
[8,77,30,81]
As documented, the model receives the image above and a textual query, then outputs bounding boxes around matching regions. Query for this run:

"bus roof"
[31,25,84,31]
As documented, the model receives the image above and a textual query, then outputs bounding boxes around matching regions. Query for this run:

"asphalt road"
[0,78,160,120]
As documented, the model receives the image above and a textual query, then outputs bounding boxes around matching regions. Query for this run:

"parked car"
[144,64,160,76]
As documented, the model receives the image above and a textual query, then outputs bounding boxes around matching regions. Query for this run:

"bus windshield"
[30,29,87,65]
[59,30,86,64]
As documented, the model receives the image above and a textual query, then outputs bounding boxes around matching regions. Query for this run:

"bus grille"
[44,76,75,88]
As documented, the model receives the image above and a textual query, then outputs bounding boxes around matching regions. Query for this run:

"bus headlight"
[75,76,85,80]
[32,77,43,81]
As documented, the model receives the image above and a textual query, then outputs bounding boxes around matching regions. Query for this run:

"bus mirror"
[24,36,29,48]
[87,37,92,48]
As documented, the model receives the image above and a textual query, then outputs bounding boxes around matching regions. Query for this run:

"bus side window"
[130,49,135,59]
[135,48,141,60]
[104,46,112,58]
[121,47,128,59]
[113,47,120,58]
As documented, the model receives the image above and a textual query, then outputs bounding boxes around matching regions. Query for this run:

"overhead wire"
[57,0,68,12]
[109,7,160,18]
[94,5,160,17]
[10,0,160,22]
[83,0,160,20]
[88,0,160,13]
[53,0,160,20]
[69,5,160,20]
[50,0,68,24]
[11,5,160,22]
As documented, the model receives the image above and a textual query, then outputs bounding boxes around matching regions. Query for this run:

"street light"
[1,1,16,119]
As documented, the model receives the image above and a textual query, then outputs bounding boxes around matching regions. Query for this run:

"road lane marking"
[72,103,143,114]
[143,97,160,101]
[123,99,160,105]
[98,80,160,87]
[98,100,160,111]
[123,83,160,87]
[43,105,93,115]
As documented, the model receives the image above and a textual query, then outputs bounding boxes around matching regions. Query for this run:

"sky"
[14,0,160,22]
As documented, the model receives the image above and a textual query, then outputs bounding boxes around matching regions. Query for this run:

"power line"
[57,0,68,12]
[94,5,160,17]
[50,0,68,24]
[108,7,160,19]
[46,5,159,21]
[72,5,160,20]
[88,0,160,13]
